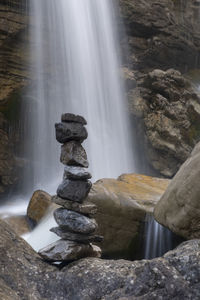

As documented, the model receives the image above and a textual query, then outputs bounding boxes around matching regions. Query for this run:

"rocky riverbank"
[0,219,199,300]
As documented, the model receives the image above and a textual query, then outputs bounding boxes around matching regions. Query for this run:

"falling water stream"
[0,0,172,257]
[23,0,136,250]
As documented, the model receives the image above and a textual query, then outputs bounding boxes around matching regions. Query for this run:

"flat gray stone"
[54,208,98,234]
[57,179,92,203]
[38,239,101,262]
[60,142,89,168]
[55,122,88,144]
[63,166,91,180]
[50,227,103,243]
[52,195,97,216]
[61,113,87,125]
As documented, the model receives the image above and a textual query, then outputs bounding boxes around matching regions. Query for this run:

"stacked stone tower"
[39,113,102,262]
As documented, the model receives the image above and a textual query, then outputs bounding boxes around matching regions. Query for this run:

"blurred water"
[144,214,172,259]
[23,0,135,249]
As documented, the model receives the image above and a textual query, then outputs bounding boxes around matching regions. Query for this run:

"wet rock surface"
[54,208,97,234]
[154,141,200,239]
[57,179,92,203]
[55,122,88,143]
[52,195,97,216]
[60,141,89,168]
[1,219,200,299]
[50,227,103,243]
[63,165,91,180]
[61,113,87,125]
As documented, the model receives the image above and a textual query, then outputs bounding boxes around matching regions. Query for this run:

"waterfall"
[23,0,135,250]
[143,214,172,259]
[25,0,135,194]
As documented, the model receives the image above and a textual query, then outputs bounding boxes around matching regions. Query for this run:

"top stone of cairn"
[62,113,87,125]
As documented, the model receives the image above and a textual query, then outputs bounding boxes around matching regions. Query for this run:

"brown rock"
[27,190,51,223]
[154,141,200,239]
[87,173,170,258]
[3,215,30,236]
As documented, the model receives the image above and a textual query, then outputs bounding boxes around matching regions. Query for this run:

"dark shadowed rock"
[55,122,88,144]
[60,141,89,168]
[39,239,101,262]
[57,179,92,203]
[50,227,103,243]
[63,165,91,180]
[61,113,87,125]
[52,195,97,216]
[54,208,97,234]
[0,219,200,299]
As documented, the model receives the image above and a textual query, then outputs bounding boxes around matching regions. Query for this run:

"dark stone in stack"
[39,113,102,262]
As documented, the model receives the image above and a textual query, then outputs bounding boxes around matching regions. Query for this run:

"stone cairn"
[39,113,103,262]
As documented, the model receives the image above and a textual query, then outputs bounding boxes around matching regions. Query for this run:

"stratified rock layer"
[154,141,200,239]
[0,220,200,299]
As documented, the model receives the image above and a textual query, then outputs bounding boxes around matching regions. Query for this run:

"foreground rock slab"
[0,220,199,300]
[154,141,200,239]
[87,173,170,258]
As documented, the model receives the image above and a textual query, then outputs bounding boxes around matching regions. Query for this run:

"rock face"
[87,173,170,258]
[0,0,30,196]
[0,219,200,300]
[39,114,102,262]
[119,0,200,177]
[154,141,200,239]
[128,69,200,177]
[27,190,52,223]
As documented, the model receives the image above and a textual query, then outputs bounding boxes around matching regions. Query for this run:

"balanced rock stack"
[39,113,102,262]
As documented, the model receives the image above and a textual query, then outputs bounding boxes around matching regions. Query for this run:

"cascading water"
[26,0,135,191]
[143,214,172,259]
[24,0,136,250]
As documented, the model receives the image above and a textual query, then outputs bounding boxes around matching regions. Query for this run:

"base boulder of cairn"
[39,113,102,262]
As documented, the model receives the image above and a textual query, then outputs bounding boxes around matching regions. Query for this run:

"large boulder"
[0,219,200,299]
[87,173,170,258]
[154,141,200,239]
